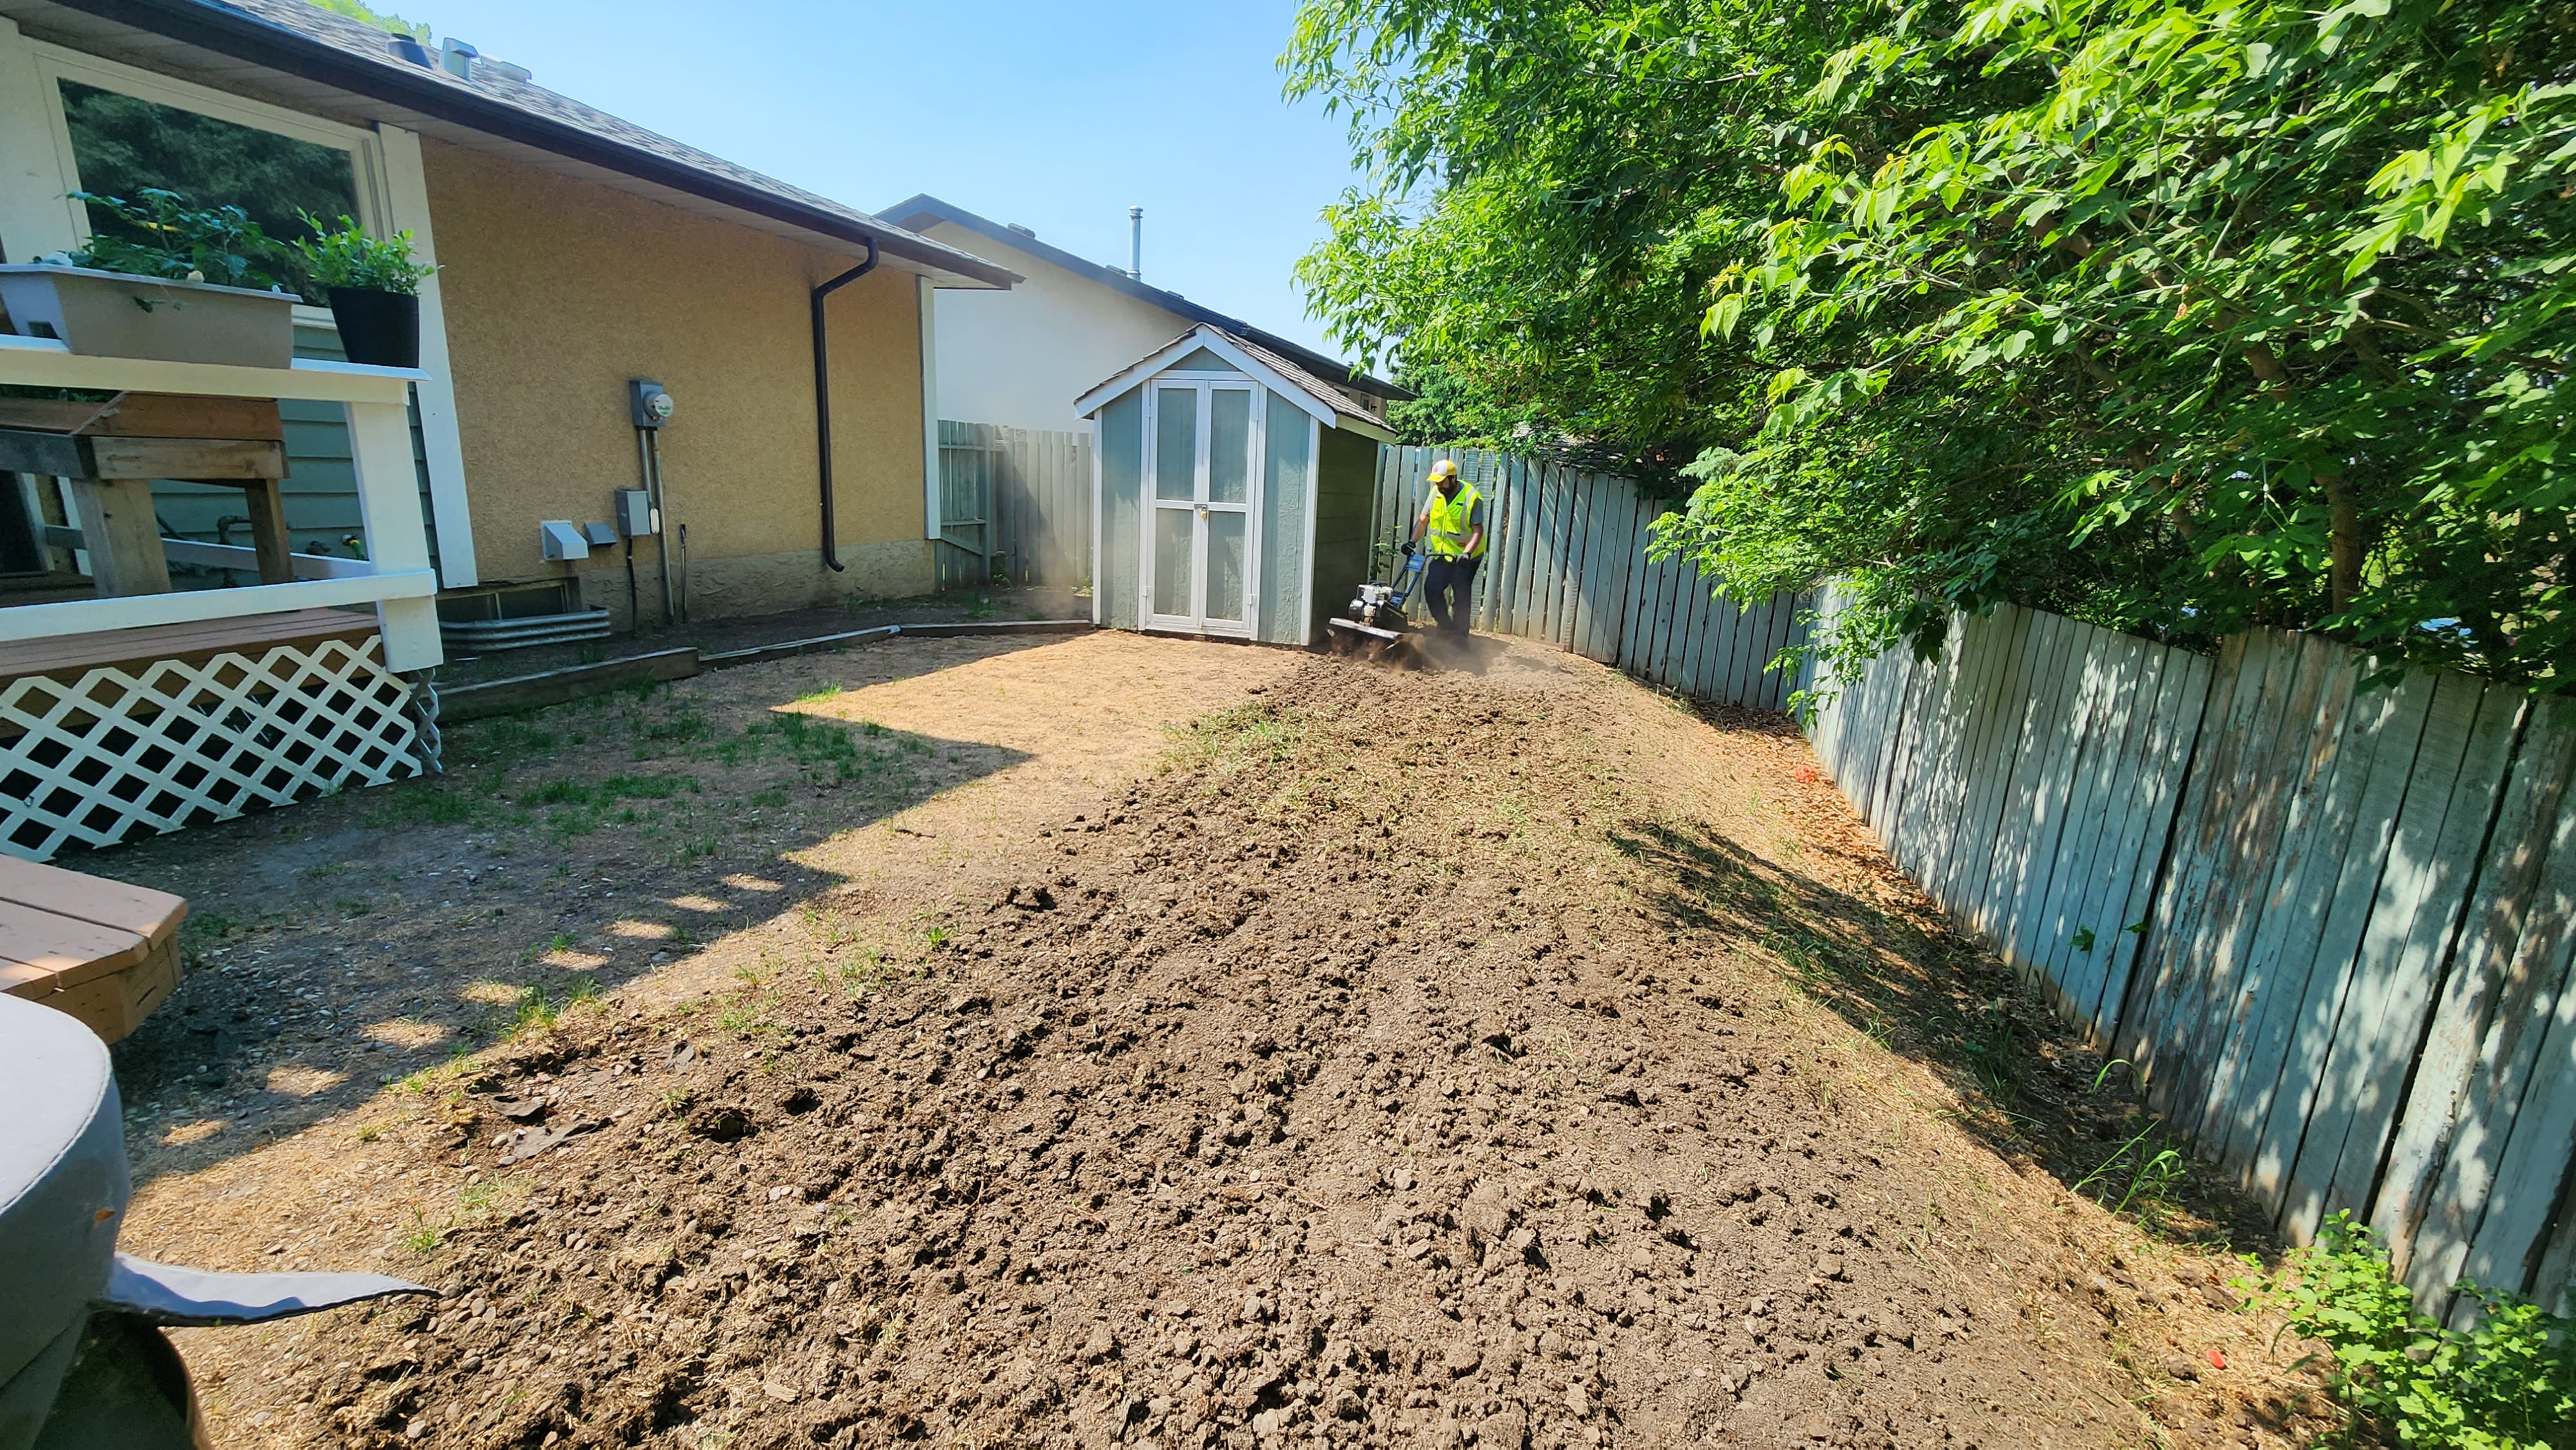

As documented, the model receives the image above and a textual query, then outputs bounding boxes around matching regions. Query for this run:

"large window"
[57,79,362,298]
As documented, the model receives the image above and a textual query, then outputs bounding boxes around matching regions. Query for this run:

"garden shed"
[1078,325,1394,644]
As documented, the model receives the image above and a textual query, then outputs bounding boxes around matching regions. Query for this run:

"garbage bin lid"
[0,996,128,1421]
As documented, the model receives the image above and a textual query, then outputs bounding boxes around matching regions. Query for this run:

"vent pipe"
[1128,206,1142,281]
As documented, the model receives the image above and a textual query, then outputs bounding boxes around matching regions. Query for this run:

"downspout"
[810,236,880,572]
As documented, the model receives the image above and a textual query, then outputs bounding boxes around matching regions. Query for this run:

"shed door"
[1142,379,1258,636]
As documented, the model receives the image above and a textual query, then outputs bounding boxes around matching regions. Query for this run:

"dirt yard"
[84,629,2328,1449]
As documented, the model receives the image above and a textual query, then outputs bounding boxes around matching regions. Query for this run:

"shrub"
[2253,1212,2576,1448]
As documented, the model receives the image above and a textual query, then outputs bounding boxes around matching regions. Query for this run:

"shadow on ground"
[1611,778,2283,1254]
[95,637,1050,1189]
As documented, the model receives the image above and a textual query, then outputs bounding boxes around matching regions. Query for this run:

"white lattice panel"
[2,635,422,862]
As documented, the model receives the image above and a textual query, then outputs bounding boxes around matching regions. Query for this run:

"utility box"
[614,487,656,537]
[538,520,590,561]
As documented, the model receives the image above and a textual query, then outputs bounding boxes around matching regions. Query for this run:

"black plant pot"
[326,287,421,368]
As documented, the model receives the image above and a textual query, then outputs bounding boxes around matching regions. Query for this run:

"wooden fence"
[934,422,1092,590]
[1369,445,1810,709]
[1806,595,2576,1320]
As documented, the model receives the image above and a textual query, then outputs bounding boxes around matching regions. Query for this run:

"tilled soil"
[139,646,2310,1449]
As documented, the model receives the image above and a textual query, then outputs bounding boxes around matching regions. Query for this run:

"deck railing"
[0,334,442,672]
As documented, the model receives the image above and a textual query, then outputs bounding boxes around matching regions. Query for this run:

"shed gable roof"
[1075,325,1397,444]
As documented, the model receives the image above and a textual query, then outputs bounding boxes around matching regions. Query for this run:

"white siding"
[920,221,1197,433]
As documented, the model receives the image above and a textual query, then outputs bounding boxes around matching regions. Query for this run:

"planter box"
[0,264,296,369]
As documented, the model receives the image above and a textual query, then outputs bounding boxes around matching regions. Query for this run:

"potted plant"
[292,214,436,369]
[0,189,297,368]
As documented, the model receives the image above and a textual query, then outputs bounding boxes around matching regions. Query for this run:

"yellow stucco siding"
[421,138,931,611]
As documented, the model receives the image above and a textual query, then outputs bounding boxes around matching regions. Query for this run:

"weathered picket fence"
[934,422,1092,589]
[1806,594,2576,1320]
[1369,445,1809,708]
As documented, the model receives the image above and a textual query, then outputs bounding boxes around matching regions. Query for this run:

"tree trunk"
[2323,472,2361,614]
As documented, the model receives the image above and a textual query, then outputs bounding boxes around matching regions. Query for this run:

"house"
[0,0,1020,859]
[0,0,1021,634]
[876,194,1398,438]
[1076,323,1392,646]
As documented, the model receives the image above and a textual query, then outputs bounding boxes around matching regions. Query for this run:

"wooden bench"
[0,856,186,1043]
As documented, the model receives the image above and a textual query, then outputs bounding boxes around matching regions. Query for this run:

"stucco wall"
[919,222,1193,433]
[422,139,932,612]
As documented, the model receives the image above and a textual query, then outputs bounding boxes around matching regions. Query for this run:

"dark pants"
[1423,555,1481,636]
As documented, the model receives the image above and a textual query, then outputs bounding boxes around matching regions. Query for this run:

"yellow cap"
[1428,459,1459,482]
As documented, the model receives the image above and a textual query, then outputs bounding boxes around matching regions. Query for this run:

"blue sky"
[390,0,1366,358]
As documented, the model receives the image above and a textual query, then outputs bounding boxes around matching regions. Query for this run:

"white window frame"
[30,41,391,334]
[0,28,479,586]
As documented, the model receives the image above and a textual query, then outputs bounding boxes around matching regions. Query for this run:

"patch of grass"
[1164,703,1304,776]
[477,717,558,755]
[739,710,891,784]
[797,683,845,702]
[334,896,374,919]
[640,708,710,744]
[524,778,592,805]
[401,1211,442,1255]
[500,976,598,1040]
[601,773,692,800]
[715,990,779,1039]
[370,783,481,827]
[177,910,237,964]
[2073,1120,2190,1227]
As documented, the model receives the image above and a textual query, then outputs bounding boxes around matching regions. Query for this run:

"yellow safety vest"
[1425,484,1485,560]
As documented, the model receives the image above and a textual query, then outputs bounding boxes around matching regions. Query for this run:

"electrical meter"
[628,379,674,429]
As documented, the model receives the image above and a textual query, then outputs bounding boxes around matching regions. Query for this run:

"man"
[1404,458,1486,639]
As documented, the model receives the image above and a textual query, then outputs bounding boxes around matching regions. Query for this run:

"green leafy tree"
[1287,0,2576,692]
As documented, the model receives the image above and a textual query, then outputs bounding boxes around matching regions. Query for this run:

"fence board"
[2378,697,2576,1306]
[1951,607,2036,914]
[2029,632,2137,1003]
[2168,633,2345,1136]
[2243,670,2440,1206]
[2067,644,2186,1033]
[1998,614,2090,975]
[1986,612,2077,947]
[2298,680,2523,1236]
[2203,646,2378,1172]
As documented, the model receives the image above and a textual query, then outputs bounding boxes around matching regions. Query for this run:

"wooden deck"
[0,855,185,1042]
[0,606,381,691]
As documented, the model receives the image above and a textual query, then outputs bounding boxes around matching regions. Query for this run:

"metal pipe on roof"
[1129,206,1142,280]
[810,236,880,573]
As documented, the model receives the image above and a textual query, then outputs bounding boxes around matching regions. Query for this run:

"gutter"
[811,238,879,572]
[42,0,1018,288]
